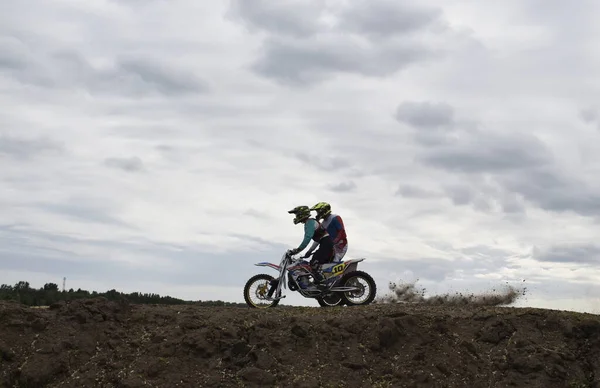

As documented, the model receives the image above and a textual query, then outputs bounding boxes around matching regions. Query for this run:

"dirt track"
[1,298,599,388]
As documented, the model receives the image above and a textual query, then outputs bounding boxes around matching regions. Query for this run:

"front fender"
[255,262,281,271]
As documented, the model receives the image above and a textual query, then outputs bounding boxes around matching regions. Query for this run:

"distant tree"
[44,283,59,291]
[0,280,251,308]
[15,281,30,291]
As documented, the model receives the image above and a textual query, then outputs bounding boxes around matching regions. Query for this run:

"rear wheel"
[244,274,280,308]
[316,293,345,307]
[339,270,377,306]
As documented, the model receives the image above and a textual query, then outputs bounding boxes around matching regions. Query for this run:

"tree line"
[0,281,249,307]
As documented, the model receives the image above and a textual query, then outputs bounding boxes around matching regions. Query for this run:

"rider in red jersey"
[310,202,348,262]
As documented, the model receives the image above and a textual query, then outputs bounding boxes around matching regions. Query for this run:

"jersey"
[321,214,347,246]
[296,218,329,252]
[321,213,347,261]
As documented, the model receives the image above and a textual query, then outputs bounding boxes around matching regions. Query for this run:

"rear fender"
[344,262,358,274]
[340,258,364,274]
[322,258,365,283]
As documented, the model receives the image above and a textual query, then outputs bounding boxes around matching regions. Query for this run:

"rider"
[287,205,335,287]
[310,202,348,262]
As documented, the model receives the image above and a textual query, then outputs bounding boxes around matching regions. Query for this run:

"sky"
[1,0,600,313]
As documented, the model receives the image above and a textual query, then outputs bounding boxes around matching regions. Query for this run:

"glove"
[288,248,299,255]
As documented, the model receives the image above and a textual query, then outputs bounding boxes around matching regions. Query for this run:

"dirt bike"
[243,249,377,308]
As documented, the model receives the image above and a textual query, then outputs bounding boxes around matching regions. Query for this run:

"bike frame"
[255,251,365,300]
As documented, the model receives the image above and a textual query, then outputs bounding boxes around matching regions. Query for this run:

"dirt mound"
[1,297,600,387]
[375,281,527,307]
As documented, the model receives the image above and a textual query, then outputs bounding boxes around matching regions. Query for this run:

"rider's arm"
[305,240,319,256]
[295,219,317,252]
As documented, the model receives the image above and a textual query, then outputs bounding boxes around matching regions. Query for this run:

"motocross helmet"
[288,205,311,224]
[310,202,331,220]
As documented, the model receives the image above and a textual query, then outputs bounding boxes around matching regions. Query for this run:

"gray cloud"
[499,167,600,217]
[154,144,208,165]
[0,134,64,160]
[338,1,442,38]
[444,184,493,212]
[329,181,356,193]
[251,37,436,86]
[460,245,513,260]
[115,58,209,96]
[0,225,287,288]
[580,106,599,130]
[373,247,514,283]
[362,243,520,286]
[112,126,183,140]
[395,184,438,199]
[580,107,598,123]
[498,192,527,214]
[244,208,270,219]
[396,100,542,175]
[430,164,596,218]
[227,0,323,37]
[0,37,27,69]
[426,179,527,215]
[228,0,458,85]
[395,101,455,129]
[534,244,600,265]
[400,101,598,218]
[295,152,351,171]
[394,101,479,147]
[104,156,145,172]
[0,40,208,96]
[444,184,475,206]
[419,131,552,174]
[34,201,130,228]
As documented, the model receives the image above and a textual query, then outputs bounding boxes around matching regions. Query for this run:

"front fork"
[267,272,297,298]
[267,279,278,298]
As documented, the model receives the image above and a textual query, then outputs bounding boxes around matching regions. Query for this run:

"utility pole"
[63,277,66,292]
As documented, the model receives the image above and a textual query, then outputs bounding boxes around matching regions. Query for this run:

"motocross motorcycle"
[243,249,377,308]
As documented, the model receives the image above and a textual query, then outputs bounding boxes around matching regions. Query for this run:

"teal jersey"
[296,218,328,251]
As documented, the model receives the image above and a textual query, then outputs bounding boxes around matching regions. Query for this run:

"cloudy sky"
[2,0,600,312]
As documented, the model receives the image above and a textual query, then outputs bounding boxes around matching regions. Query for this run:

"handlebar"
[286,249,315,258]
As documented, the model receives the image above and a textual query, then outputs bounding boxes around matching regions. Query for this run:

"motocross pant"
[333,242,348,262]
[310,235,334,283]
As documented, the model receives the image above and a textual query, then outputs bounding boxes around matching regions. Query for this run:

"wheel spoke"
[340,271,377,306]
[244,275,280,308]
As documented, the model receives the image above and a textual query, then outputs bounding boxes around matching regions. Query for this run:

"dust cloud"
[375,280,527,307]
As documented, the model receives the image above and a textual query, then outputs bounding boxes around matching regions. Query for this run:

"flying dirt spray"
[374,280,527,307]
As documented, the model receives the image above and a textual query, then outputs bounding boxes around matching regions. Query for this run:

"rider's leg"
[334,243,348,262]
[311,238,334,284]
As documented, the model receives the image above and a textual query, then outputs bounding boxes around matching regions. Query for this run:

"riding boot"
[312,265,325,285]
[309,260,325,287]
[312,270,324,284]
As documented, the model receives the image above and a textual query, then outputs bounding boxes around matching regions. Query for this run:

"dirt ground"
[1,296,600,388]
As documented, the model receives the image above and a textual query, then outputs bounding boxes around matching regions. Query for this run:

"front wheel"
[244,274,280,308]
[339,270,377,306]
